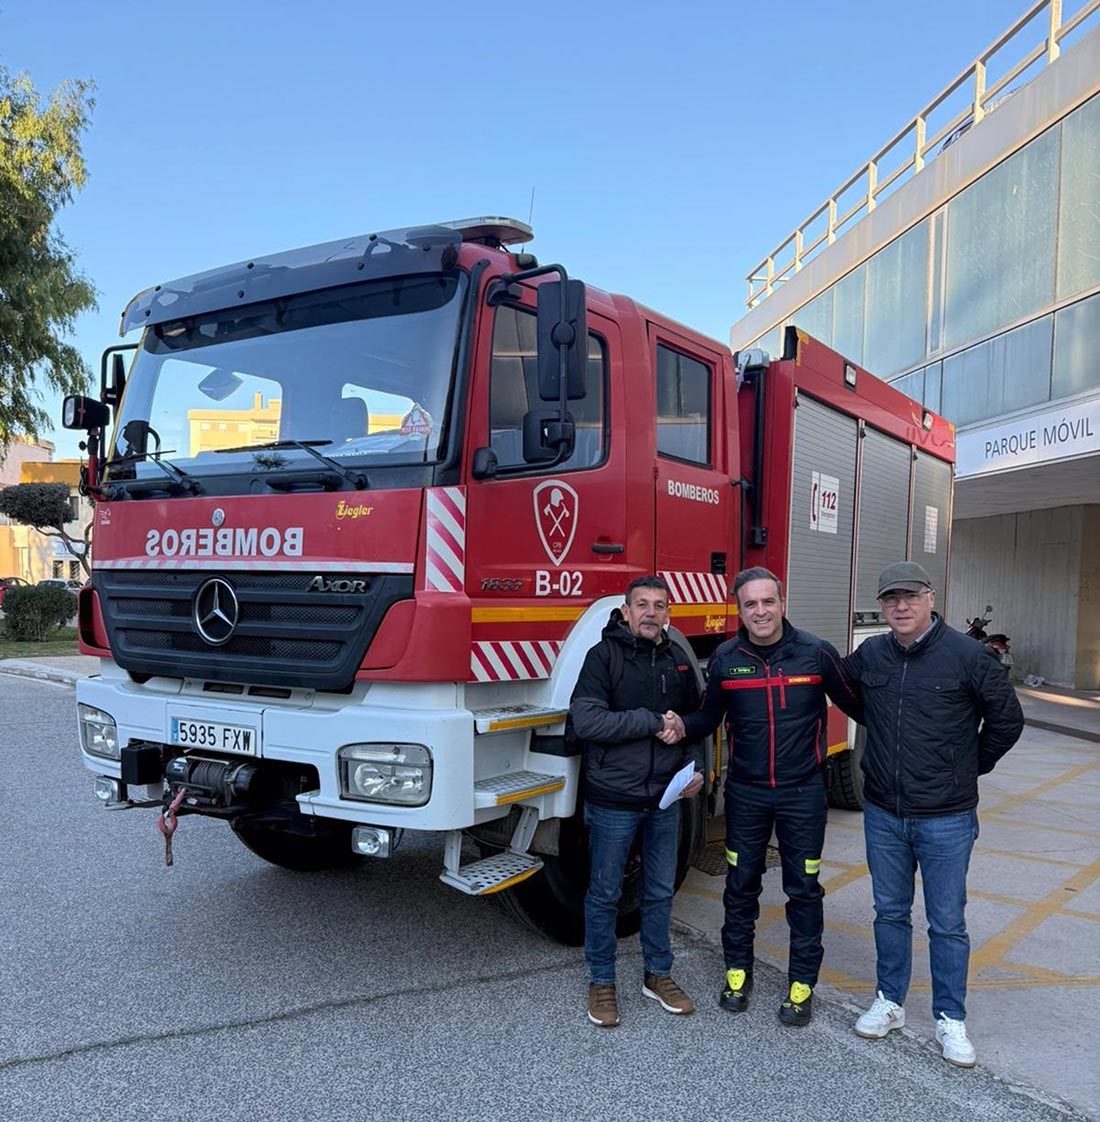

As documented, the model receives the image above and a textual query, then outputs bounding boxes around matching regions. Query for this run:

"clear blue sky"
[5,0,1027,457]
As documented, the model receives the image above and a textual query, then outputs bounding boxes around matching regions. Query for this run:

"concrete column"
[1076,505,1100,689]
[949,507,1086,686]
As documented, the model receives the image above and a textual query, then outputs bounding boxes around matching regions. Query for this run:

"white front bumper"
[75,670,479,830]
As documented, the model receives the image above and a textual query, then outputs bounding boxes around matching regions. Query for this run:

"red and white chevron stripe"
[660,570,728,603]
[471,641,563,682]
[425,487,466,592]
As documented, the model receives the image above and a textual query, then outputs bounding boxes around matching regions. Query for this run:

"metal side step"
[440,805,542,896]
[469,704,567,735]
[474,770,565,808]
[439,850,543,896]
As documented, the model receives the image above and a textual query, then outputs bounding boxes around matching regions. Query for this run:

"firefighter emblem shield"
[533,480,578,567]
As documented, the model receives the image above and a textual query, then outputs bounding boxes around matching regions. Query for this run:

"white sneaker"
[936,1014,976,1067]
[854,991,906,1038]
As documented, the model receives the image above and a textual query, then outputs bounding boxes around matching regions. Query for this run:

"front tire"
[497,792,704,946]
[231,810,363,872]
[826,726,865,810]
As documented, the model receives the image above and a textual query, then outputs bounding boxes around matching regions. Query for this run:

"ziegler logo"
[308,575,369,593]
[336,501,374,520]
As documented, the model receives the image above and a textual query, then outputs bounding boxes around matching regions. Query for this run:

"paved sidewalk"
[674,687,1100,1119]
[0,654,100,686]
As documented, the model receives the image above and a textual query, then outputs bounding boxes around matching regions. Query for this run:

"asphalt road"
[0,674,1088,1122]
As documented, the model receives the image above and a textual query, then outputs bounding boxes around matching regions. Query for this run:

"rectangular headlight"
[77,704,120,760]
[338,743,432,806]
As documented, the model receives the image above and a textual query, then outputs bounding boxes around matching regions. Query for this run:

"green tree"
[0,67,96,448]
[0,481,90,575]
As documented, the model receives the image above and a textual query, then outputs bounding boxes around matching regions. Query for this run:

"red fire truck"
[62,217,955,944]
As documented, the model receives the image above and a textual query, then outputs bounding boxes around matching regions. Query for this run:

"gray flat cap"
[877,561,933,598]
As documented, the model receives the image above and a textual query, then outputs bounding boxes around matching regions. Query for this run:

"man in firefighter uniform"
[680,566,860,1026]
[570,574,704,1028]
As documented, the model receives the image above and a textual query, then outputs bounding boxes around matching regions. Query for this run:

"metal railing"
[745,0,1100,308]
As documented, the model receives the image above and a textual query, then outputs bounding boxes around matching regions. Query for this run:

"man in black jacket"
[679,566,861,1027]
[570,575,703,1028]
[845,561,1024,1068]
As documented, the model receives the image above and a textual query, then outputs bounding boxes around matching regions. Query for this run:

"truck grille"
[94,569,413,691]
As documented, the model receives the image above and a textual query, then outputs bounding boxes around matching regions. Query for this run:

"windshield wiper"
[215,440,367,490]
[109,450,201,494]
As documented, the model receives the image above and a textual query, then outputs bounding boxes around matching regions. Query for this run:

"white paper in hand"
[659,761,696,810]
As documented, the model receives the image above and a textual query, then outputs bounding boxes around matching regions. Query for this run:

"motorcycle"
[965,605,1013,667]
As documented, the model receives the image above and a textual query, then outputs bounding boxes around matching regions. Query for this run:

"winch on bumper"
[72,673,577,835]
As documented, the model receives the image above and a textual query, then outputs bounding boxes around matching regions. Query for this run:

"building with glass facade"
[731,4,1100,687]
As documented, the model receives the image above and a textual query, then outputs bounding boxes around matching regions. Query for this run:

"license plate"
[169,717,258,755]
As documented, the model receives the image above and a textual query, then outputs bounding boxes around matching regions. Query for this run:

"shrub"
[2,585,77,641]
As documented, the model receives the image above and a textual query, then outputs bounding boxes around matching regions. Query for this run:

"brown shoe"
[588,983,621,1027]
[642,973,695,1015]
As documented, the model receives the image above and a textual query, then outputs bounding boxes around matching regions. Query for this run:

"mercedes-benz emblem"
[212,508,226,527]
[193,578,239,646]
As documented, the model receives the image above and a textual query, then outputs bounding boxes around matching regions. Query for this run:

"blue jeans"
[864,800,979,1020]
[584,801,680,985]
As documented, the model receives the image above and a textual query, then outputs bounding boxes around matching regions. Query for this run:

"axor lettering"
[308,575,368,593]
[145,526,304,557]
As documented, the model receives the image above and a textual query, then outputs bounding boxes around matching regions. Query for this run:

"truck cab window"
[656,344,711,465]
[489,304,606,471]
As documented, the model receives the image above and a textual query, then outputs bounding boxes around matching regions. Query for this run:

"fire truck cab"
[62,217,955,944]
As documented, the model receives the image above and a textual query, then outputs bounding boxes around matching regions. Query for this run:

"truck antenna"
[524,187,536,248]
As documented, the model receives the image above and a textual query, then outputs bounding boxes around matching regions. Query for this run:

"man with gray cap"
[844,561,1023,1068]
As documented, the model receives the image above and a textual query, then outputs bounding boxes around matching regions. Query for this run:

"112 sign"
[810,471,839,535]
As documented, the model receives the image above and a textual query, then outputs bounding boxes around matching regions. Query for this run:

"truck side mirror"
[471,446,499,480]
[523,409,575,463]
[103,351,127,409]
[536,280,587,402]
[61,395,111,431]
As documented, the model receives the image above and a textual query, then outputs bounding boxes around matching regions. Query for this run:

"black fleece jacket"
[570,613,700,810]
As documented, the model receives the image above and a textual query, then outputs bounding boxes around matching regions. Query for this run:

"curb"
[1022,715,1100,744]
[0,661,82,687]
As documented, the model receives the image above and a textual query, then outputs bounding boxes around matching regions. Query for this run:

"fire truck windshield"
[107,272,466,491]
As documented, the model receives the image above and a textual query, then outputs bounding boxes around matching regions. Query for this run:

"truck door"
[651,329,734,640]
[463,299,628,682]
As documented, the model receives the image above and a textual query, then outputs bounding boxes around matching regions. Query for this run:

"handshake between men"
[657,711,686,744]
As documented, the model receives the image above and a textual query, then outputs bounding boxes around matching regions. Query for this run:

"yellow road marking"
[996,960,1095,983]
[968,887,1100,918]
[979,814,1099,839]
[973,845,1090,870]
[967,975,1100,990]
[820,862,871,894]
[984,759,1100,818]
[969,860,1100,971]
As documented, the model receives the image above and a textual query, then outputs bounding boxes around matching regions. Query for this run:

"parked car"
[66,579,86,590]
[0,576,29,606]
[37,578,70,589]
